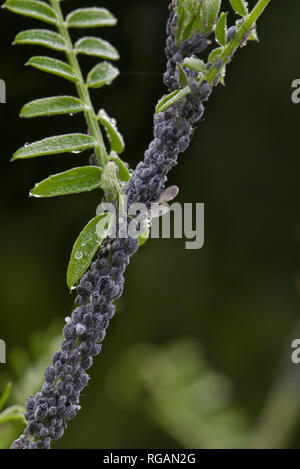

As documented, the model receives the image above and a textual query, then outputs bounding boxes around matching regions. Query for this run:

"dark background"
[1,0,300,449]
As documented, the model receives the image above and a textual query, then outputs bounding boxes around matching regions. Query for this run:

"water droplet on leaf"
[75,251,83,260]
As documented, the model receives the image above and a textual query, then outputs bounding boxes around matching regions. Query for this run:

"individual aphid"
[157,185,179,204]
[151,185,179,218]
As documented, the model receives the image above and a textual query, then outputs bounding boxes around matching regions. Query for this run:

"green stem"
[49,0,107,168]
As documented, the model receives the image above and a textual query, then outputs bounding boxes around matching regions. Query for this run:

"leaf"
[0,383,12,412]
[98,110,124,154]
[215,12,228,46]
[199,0,222,36]
[12,134,95,160]
[249,28,259,42]
[155,88,189,114]
[21,96,84,118]
[87,62,119,88]
[66,8,117,28]
[0,405,26,425]
[183,57,207,73]
[14,29,67,52]
[138,226,150,247]
[176,0,221,43]
[177,63,188,87]
[229,0,248,16]
[4,0,57,25]
[75,37,119,60]
[109,154,130,182]
[27,56,77,82]
[30,166,103,198]
[67,213,115,289]
[208,47,223,63]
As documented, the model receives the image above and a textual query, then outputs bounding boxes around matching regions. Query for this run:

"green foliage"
[157,0,272,113]
[4,0,57,25]
[12,134,95,160]
[138,226,150,247]
[229,0,248,16]
[176,0,221,45]
[27,56,78,82]
[98,110,124,154]
[66,7,117,28]
[0,324,62,448]
[182,57,207,74]
[75,37,119,60]
[20,96,84,118]
[215,12,228,46]
[87,62,120,88]
[67,213,115,289]
[14,29,67,51]
[4,0,127,284]
[30,166,103,198]
[108,154,130,182]
[155,89,190,114]
[108,339,249,449]
[4,0,272,285]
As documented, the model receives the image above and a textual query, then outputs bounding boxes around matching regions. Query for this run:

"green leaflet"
[67,213,115,289]
[66,7,117,28]
[138,226,150,247]
[155,88,189,114]
[4,0,57,25]
[109,154,130,182]
[176,0,221,44]
[0,405,26,425]
[215,12,228,47]
[14,29,67,51]
[98,109,124,154]
[12,134,95,160]
[229,0,248,16]
[208,47,223,63]
[182,57,207,73]
[27,56,78,82]
[21,96,84,118]
[87,62,119,88]
[75,37,119,60]
[30,166,103,198]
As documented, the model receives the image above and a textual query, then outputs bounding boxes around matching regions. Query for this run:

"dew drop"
[75,251,83,260]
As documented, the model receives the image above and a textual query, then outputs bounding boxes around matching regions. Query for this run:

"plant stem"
[49,0,107,168]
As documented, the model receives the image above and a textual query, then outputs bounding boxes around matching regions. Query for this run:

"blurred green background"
[1,0,300,449]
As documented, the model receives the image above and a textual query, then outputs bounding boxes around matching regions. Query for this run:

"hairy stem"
[49,0,108,168]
